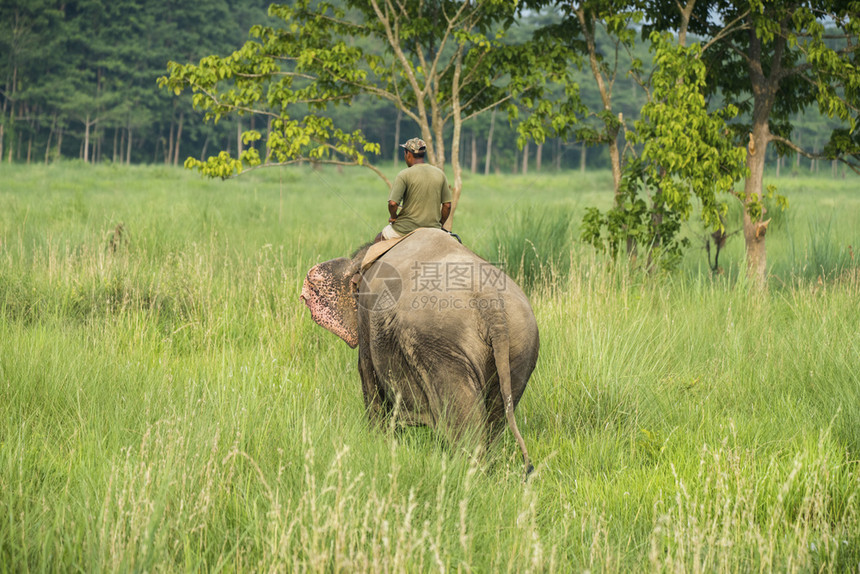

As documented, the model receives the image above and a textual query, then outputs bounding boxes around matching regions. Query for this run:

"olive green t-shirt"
[388,163,452,235]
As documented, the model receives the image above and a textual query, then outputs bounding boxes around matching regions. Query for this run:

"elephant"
[301,228,539,474]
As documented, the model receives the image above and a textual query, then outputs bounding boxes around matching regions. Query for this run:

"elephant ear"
[301,257,359,348]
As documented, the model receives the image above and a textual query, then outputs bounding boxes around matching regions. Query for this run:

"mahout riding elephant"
[301,228,539,474]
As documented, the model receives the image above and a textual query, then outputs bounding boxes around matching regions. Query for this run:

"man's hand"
[388,217,397,223]
[440,202,451,226]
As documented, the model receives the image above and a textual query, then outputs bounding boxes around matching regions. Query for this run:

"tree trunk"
[555,139,562,171]
[459,131,465,166]
[5,70,15,163]
[446,117,462,230]
[57,126,63,160]
[432,115,446,172]
[609,131,622,205]
[200,134,210,161]
[84,114,91,163]
[470,130,477,173]
[237,119,243,159]
[126,127,132,165]
[112,128,118,163]
[444,49,464,232]
[166,118,175,164]
[173,111,184,166]
[96,127,102,163]
[265,117,273,164]
[44,116,55,164]
[743,128,770,287]
[393,108,402,166]
[484,107,496,176]
[576,5,621,201]
[580,142,587,173]
[741,21,784,288]
[0,124,4,163]
[536,142,543,172]
[425,72,445,170]
[26,135,31,164]
[522,141,529,175]
[96,67,103,163]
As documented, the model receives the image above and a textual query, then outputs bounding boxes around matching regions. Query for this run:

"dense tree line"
[0,0,271,165]
[0,0,601,171]
[1,0,855,181]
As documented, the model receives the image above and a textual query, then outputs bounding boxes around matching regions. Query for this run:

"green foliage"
[2,0,853,179]
[159,0,582,186]
[528,0,645,148]
[160,1,382,178]
[580,32,747,270]
[491,204,573,291]
[824,128,860,163]
[581,179,688,270]
[737,183,789,224]
[0,0,272,165]
[635,34,746,229]
[684,1,860,172]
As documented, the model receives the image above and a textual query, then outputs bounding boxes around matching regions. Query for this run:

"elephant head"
[300,256,360,348]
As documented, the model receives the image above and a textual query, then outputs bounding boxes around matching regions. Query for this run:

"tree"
[160,0,582,229]
[53,0,126,163]
[559,1,642,200]
[0,0,272,166]
[0,0,65,162]
[651,0,860,284]
[583,30,747,269]
[532,0,747,269]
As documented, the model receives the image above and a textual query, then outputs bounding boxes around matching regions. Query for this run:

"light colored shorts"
[381,224,402,240]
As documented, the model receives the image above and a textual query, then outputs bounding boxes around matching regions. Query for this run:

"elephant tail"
[489,320,533,477]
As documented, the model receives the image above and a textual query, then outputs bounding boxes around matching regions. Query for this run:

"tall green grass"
[1,162,859,571]
[681,171,860,283]
[489,205,573,291]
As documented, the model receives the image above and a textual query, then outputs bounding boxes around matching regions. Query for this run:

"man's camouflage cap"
[399,137,427,153]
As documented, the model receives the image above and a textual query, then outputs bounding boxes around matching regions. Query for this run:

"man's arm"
[388,200,399,223]
[440,202,451,226]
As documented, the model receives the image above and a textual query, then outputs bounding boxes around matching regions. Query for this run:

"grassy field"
[1,161,859,571]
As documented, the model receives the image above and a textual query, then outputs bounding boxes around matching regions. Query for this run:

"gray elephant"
[301,228,539,474]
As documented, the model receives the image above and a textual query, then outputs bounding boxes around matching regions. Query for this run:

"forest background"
[0,0,848,175]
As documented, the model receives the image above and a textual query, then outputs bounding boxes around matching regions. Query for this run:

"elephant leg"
[389,403,427,428]
[437,386,489,456]
[484,379,508,442]
[358,351,388,428]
